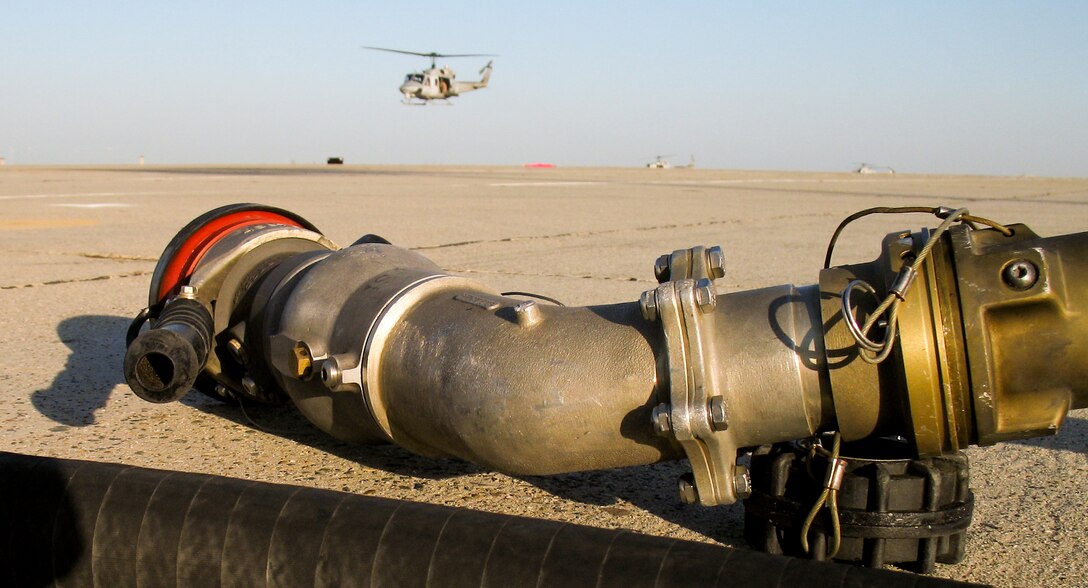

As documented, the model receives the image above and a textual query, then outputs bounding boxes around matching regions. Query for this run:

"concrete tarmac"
[1,165,1086,586]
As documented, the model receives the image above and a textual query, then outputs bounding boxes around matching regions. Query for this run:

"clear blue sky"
[2,2,1086,176]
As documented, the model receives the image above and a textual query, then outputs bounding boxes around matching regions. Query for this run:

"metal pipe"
[0,452,977,587]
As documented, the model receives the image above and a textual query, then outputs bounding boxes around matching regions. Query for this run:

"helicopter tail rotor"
[479,61,493,85]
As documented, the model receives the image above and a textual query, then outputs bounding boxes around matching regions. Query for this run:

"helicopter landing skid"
[401,99,454,106]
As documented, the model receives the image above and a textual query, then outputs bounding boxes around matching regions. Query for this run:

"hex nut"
[225,338,248,367]
[694,278,716,312]
[640,289,659,321]
[291,342,314,380]
[214,384,233,399]
[320,357,342,390]
[651,403,672,435]
[733,465,752,500]
[708,396,728,431]
[706,246,726,279]
[654,254,671,283]
[241,376,261,397]
[678,473,698,504]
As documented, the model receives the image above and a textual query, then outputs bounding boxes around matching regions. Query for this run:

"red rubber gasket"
[156,210,306,303]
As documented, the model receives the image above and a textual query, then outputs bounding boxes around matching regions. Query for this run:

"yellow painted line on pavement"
[0,218,99,230]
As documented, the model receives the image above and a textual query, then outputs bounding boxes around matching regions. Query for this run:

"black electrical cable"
[500,291,565,306]
[823,206,1013,268]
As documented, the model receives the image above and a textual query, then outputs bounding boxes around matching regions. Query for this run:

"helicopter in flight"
[363,47,495,105]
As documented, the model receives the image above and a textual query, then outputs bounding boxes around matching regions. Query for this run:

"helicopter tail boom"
[450,60,493,95]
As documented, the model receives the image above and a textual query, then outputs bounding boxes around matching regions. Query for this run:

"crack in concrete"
[637,181,1088,206]
[75,252,158,261]
[413,212,838,252]
[447,266,654,284]
[0,271,153,290]
[0,249,158,262]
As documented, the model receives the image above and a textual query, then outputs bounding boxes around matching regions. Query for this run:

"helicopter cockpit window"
[405,74,424,83]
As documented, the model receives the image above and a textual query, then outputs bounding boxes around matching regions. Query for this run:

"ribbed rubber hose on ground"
[0,453,978,587]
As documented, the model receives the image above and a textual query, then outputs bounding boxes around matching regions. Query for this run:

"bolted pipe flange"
[640,289,659,321]
[706,246,726,279]
[653,254,671,283]
[694,278,716,313]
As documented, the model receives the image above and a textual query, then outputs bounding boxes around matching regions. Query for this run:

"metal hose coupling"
[124,204,1088,511]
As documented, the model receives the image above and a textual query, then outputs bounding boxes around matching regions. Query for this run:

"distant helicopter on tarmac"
[363,47,495,105]
[646,155,674,169]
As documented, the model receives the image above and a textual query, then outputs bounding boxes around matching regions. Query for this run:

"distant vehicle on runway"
[364,47,495,105]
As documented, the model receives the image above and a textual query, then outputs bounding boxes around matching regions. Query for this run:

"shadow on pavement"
[31,314,745,541]
[181,394,484,481]
[31,315,131,427]
[518,463,747,547]
[1011,413,1088,456]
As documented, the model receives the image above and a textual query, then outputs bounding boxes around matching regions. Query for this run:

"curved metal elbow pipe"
[371,299,675,474]
[258,244,684,475]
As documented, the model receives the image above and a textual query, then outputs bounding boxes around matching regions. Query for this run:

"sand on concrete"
[1,165,1085,587]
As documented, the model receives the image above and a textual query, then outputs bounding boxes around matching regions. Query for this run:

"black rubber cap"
[123,328,201,403]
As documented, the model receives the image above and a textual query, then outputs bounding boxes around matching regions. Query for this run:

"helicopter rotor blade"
[362,47,436,58]
[362,47,496,59]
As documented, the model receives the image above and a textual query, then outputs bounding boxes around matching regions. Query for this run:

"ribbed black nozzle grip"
[123,297,213,403]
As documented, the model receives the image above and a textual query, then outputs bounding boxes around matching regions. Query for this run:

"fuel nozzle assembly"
[125,203,1087,566]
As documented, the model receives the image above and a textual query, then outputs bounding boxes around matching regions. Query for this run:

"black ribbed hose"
[123,297,214,403]
[0,453,980,587]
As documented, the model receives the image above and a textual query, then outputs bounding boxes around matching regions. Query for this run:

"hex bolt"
[694,278,716,313]
[640,289,659,321]
[706,246,726,279]
[654,254,671,283]
[733,465,752,500]
[708,396,728,431]
[241,376,261,398]
[1002,259,1038,290]
[651,403,672,435]
[291,342,314,380]
[178,285,197,299]
[225,338,248,367]
[678,473,698,504]
[214,384,233,399]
